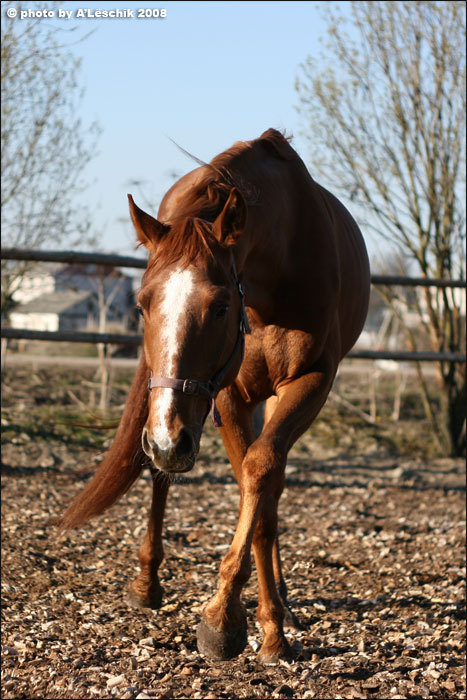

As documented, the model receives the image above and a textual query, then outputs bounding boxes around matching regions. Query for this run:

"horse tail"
[57,354,150,530]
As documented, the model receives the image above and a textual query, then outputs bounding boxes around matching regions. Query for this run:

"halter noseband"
[147,254,251,428]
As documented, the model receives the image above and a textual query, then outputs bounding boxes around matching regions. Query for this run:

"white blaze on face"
[149,267,195,449]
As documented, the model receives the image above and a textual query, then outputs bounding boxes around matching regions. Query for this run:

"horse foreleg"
[197,435,287,660]
[196,384,255,658]
[128,476,170,609]
[254,366,336,660]
[198,366,335,661]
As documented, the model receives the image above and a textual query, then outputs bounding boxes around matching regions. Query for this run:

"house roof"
[20,262,66,277]
[19,262,133,280]
[12,290,93,315]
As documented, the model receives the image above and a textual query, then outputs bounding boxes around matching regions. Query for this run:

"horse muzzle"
[142,426,198,473]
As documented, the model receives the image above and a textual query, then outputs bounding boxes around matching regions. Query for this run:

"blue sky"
[9,1,359,256]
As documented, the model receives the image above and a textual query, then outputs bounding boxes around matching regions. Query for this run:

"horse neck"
[235,200,291,312]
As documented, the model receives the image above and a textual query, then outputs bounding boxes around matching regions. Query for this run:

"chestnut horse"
[59,129,370,662]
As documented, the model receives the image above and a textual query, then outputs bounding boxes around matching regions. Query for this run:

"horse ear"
[213,188,247,246]
[128,194,170,252]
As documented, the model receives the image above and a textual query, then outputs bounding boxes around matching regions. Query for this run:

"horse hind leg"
[128,475,170,609]
[260,396,302,632]
[252,488,303,662]
[251,486,292,662]
[272,531,303,630]
[253,396,303,630]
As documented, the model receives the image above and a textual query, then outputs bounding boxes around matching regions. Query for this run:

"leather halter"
[147,253,251,428]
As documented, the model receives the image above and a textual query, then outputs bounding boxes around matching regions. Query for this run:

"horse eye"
[136,305,144,317]
[215,304,229,319]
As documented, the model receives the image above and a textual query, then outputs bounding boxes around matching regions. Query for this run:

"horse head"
[129,188,249,473]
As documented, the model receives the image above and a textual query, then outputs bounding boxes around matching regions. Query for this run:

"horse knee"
[243,441,285,493]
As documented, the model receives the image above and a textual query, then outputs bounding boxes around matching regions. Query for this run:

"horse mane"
[144,216,219,273]
[146,129,294,272]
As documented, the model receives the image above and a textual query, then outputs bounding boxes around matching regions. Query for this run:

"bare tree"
[62,263,131,410]
[93,267,124,411]
[296,0,466,455]
[1,1,101,314]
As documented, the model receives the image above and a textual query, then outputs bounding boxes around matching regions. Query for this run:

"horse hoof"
[258,637,293,664]
[258,651,281,664]
[196,619,248,660]
[127,584,163,610]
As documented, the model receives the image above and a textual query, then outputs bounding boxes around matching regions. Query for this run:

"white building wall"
[11,275,55,304]
[10,312,59,332]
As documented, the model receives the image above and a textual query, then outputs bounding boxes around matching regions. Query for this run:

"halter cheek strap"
[147,253,251,428]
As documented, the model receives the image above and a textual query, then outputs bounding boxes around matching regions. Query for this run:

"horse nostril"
[142,428,153,457]
[176,428,194,460]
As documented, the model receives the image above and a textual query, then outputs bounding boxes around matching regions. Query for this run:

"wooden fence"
[2,248,466,363]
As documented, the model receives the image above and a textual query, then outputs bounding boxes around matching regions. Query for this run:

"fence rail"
[1,328,142,346]
[2,248,466,364]
[1,247,147,269]
[1,327,464,363]
[2,248,466,287]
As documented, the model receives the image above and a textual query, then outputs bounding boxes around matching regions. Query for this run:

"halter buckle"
[182,379,198,395]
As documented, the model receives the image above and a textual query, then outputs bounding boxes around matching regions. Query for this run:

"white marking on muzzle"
[149,268,195,450]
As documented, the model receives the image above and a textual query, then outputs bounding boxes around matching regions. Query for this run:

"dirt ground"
[1,364,466,699]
